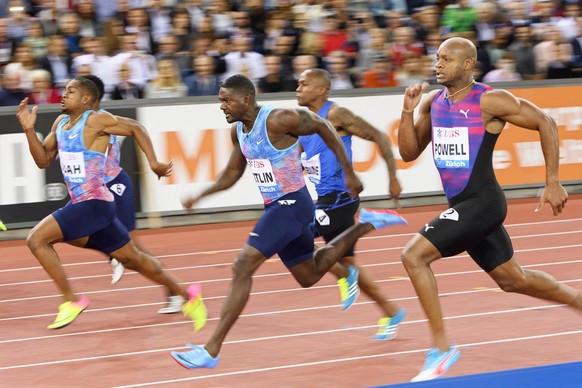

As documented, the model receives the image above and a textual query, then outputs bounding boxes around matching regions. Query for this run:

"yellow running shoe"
[47,296,90,329]
[182,284,207,332]
[0,220,7,231]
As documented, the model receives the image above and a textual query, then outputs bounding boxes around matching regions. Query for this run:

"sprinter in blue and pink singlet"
[172,74,408,370]
[18,78,206,331]
[397,37,574,383]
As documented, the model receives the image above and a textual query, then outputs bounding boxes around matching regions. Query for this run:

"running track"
[0,195,580,387]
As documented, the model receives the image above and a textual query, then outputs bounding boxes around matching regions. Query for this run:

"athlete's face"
[218,87,248,123]
[434,42,468,86]
[61,80,88,114]
[296,71,323,107]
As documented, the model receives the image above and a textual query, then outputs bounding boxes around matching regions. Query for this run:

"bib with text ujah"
[301,152,321,184]
[59,151,87,184]
[432,126,470,169]
[247,158,278,193]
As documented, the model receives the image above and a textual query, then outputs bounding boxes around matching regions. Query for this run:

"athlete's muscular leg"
[26,215,76,302]
[401,233,449,351]
[331,257,400,317]
[489,257,582,310]
[290,223,375,287]
[204,244,266,357]
[111,241,188,299]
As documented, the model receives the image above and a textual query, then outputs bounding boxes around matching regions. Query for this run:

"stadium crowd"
[0,0,581,105]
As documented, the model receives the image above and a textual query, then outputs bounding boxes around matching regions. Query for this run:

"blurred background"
[0,0,581,236]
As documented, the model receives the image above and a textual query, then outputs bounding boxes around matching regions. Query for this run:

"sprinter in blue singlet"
[297,68,407,340]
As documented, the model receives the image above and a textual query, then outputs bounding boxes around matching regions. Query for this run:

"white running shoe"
[158,295,186,314]
[110,258,124,285]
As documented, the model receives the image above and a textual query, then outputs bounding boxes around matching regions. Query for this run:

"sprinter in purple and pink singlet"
[398,37,576,382]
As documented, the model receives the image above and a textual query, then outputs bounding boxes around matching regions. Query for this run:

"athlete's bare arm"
[328,106,402,200]
[268,108,363,196]
[481,89,567,215]
[183,125,247,209]
[112,116,173,179]
[398,83,436,162]
[16,98,61,168]
[82,110,119,154]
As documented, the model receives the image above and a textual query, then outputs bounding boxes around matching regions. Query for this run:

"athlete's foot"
[358,208,407,230]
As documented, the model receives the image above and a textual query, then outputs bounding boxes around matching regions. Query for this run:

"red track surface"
[1,195,581,387]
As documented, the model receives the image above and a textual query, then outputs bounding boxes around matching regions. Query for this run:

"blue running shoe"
[171,344,219,369]
[372,308,407,340]
[337,265,359,310]
[359,208,407,230]
[411,345,460,382]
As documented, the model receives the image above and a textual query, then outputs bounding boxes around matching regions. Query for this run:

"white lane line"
[0,303,574,371]
[114,329,582,387]
[1,239,582,290]
[1,218,581,273]
[1,279,580,345]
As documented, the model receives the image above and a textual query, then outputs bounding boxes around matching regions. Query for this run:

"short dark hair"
[221,74,255,96]
[80,75,105,102]
[74,77,99,103]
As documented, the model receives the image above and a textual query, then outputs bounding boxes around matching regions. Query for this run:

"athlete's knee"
[231,254,261,281]
[400,247,424,275]
[495,274,527,293]
[26,229,46,252]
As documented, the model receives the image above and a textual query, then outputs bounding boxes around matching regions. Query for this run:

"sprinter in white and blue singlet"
[172,74,407,370]
[297,68,407,340]
[398,37,579,382]
[17,78,207,332]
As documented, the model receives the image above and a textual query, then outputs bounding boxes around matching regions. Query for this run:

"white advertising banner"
[137,94,441,213]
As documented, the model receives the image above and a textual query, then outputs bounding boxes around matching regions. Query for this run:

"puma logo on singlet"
[424,223,434,232]
[459,109,469,119]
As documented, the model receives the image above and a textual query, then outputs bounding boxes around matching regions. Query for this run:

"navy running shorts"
[313,191,360,257]
[249,186,315,269]
[53,199,131,255]
[107,170,136,232]
[419,184,514,272]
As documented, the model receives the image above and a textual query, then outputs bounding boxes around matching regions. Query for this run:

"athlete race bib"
[59,151,87,184]
[301,152,321,184]
[248,158,278,194]
[432,126,470,169]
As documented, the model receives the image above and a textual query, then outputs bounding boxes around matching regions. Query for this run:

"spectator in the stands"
[184,54,221,96]
[257,54,296,93]
[326,50,356,90]
[111,61,143,100]
[483,51,522,83]
[144,58,187,98]
[508,23,541,80]
[360,53,397,88]
[37,34,73,90]
[0,70,27,106]
[27,68,61,104]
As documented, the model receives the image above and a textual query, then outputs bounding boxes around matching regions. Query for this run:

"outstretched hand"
[151,160,174,179]
[388,176,402,208]
[17,98,37,132]
[182,195,201,212]
[403,82,429,112]
[535,183,568,216]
